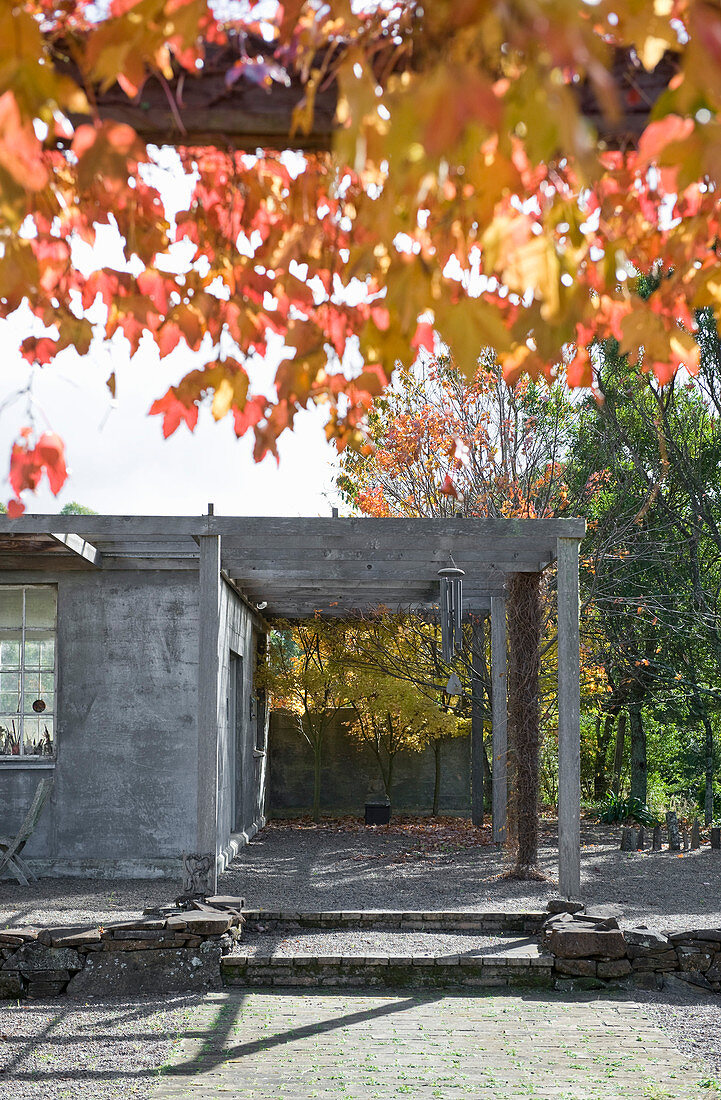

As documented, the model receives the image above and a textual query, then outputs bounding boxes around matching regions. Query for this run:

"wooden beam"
[471,618,486,828]
[557,537,582,899]
[0,514,587,541]
[55,38,676,152]
[490,595,508,846]
[49,532,102,567]
[197,533,222,894]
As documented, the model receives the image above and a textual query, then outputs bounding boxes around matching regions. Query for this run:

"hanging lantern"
[438,564,465,665]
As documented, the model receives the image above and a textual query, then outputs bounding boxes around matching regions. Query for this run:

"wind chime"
[438,561,465,698]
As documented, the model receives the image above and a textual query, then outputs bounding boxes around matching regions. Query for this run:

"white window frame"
[0,585,57,760]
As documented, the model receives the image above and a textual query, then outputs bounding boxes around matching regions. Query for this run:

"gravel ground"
[235,928,522,957]
[2,818,720,931]
[636,984,721,1079]
[0,995,197,1100]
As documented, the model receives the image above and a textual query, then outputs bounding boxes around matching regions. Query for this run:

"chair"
[0,777,53,885]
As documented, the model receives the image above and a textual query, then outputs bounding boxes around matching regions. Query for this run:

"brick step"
[241,909,545,933]
[221,950,553,989]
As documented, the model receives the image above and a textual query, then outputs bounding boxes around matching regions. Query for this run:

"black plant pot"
[365,801,391,826]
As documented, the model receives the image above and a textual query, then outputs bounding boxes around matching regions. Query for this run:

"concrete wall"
[268,710,471,818]
[0,569,200,877]
[216,580,267,869]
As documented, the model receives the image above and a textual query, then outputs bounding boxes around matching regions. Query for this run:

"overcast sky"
[0,322,340,518]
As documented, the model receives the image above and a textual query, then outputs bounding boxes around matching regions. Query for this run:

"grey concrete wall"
[268,710,471,817]
[216,581,266,868]
[0,569,199,877]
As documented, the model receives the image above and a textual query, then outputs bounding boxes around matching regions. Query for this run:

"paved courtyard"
[151,989,713,1100]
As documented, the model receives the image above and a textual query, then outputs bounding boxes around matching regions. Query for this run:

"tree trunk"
[385,747,395,803]
[629,702,647,803]
[312,740,322,823]
[432,739,442,816]
[594,713,615,800]
[703,708,715,826]
[507,571,542,878]
[612,712,627,796]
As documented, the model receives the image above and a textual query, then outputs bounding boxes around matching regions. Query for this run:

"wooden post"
[691,818,700,849]
[490,596,507,845]
[471,618,486,827]
[197,533,221,895]
[557,537,582,898]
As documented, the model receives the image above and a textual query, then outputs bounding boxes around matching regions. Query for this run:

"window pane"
[0,637,21,669]
[0,590,22,629]
[0,720,20,755]
[23,718,53,756]
[39,638,55,670]
[0,670,19,693]
[25,588,56,629]
[40,672,54,695]
[24,640,40,668]
[23,672,40,707]
[26,692,52,716]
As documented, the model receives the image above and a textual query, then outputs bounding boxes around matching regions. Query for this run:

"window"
[0,586,56,758]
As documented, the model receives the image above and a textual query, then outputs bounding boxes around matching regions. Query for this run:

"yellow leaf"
[212,377,234,421]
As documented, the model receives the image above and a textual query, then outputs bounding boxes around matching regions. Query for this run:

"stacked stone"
[0,894,244,1000]
[542,902,630,984]
[543,900,721,993]
[663,929,721,992]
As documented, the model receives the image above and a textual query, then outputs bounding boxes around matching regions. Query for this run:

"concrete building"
[0,513,585,894]
[0,518,269,880]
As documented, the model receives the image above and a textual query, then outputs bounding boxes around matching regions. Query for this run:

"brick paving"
[151,989,713,1100]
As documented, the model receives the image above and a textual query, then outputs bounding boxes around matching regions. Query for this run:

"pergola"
[206,514,587,897]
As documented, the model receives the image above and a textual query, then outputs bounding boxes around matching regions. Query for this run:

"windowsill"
[0,758,56,769]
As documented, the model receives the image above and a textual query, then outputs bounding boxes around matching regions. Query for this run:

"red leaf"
[9,430,68,497]
[412,321,435,355]
[36,433,68,495]
[149,388,199,438]
[6,499,25,518]
[232,394,266,438]
[439,474,459,498]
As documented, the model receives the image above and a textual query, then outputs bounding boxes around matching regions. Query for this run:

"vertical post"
[490,596,507,845]
[557,537,582,898]
[471,618,485,827]
[198,533,221,895]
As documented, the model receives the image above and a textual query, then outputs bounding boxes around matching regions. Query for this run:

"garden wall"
[543,906,721,991]
[268,710,472,818]
[0,897,244,1000]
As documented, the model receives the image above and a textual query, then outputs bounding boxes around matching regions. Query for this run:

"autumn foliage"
[3,2,721,509]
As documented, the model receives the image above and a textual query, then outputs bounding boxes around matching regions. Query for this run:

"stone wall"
[0,896,243,1000]
[543,904,721,992]
[269,710,472,818]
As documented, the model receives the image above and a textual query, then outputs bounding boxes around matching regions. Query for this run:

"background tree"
[263,621,350,822]
[344,662,463,808]
[565,324,721,820]
[339,355,586,875]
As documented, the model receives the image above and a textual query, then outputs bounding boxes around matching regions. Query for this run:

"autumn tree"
[263,620,350,822]
[4,2,721,510]
[344,662,463,808]
[338,356,590,876]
